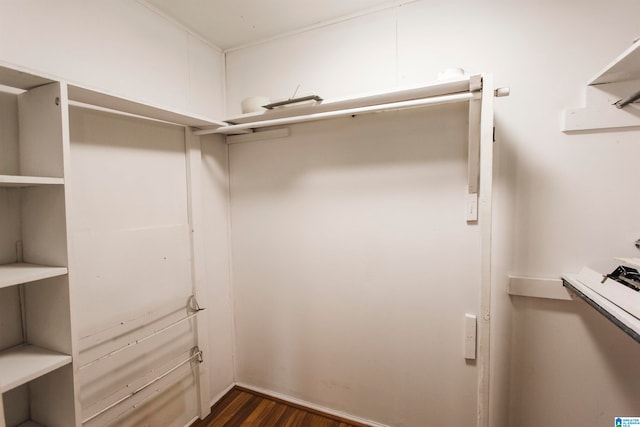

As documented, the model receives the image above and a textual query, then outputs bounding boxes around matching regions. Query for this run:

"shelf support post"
[184,129,212,419]
[467,75,483,222]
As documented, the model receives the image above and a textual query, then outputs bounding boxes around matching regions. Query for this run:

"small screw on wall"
[55,97,60,106]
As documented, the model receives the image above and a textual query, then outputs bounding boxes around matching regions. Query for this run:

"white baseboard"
[234,382,390,427]
[208,382,236,408]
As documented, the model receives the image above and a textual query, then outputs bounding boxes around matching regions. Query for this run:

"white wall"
[0,0,225,118]
[226,0,640,425]
[229,106,482,427]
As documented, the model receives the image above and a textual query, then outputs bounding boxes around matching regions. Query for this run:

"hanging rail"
[195,92,476,136]
[80,296,205,370]
[82,347,203,424]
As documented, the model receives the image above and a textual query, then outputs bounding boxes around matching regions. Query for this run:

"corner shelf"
[0,263,68,289]
[590,38,640,84]
[0,344,72,393]
[562,268,640,343]
[563,39,640,132]
[0,175,64,187]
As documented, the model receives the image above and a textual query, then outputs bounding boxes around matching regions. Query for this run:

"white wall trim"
[208,383,236,409]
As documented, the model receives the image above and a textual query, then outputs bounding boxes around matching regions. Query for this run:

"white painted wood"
[508,275,573,301]
[590,39,640,85]
[576,267,640,319]
[199,135,236,405]
[0,64,54,91]
[0,2,225,120]
[477,74,495,427]
[224,77,471,125]
[18,83,65,178]
[0,344,71,393]
[465,314,477,360]
[467,95,481,195]
[0,175,64,187]
[0,263,67,289]
[564,271,640,337]
[69,107,199,427]
[25,276,72,355]
[184,130,212,418]
[0,91,19,178]
[0,390,5,427]
[209,92,474,135]
[617,257,640,268]
[226,128,290,144]
[29,364,76,427]
[67,84,225,129]
[21,186,68,266]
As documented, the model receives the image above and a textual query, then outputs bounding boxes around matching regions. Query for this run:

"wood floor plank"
[259,402,290,427]
[239,399,277,426]
[207,390,254,427]
[190,386,370,427]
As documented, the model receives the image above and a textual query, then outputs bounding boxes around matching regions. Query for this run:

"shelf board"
[0,175,64,187]
[0,344,72,393]
[563,269,640,343]
[223,76,473,126]
[0,263,68,289]
[67,84,226,130]
[590,39,640,85]
[0,64,54,91]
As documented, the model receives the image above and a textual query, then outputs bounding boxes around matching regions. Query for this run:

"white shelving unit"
[1,62,220,427]
[563,39,640,132]
[0,66,76,427]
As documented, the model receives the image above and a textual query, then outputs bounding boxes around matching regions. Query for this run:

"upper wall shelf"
[198,76,480,136]
[590,38,640,85]
[0,65,54,91]
[67,84,226,130]
[0,61,225,131]
[563,39,640,132]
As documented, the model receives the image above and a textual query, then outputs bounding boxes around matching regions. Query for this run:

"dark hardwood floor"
[191,386,371,427]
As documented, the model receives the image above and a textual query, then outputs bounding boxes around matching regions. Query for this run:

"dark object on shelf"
[602,265,640,292]
[263,95,323,109]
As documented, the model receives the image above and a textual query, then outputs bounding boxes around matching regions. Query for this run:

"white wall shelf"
[590,38,640,85]
[563,268,640,343]
[0,344,72,393]
[67,84,226,130]
[0,263,68,289]
[206,76,477,136]
[508,275,574,301]
[0,175,64,187]
[563,39,640,132]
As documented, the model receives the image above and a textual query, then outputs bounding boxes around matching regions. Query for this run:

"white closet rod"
[196,92,475,136]
[82,347,203,424]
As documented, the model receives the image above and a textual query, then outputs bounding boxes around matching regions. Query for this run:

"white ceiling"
[141,0,409,50]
